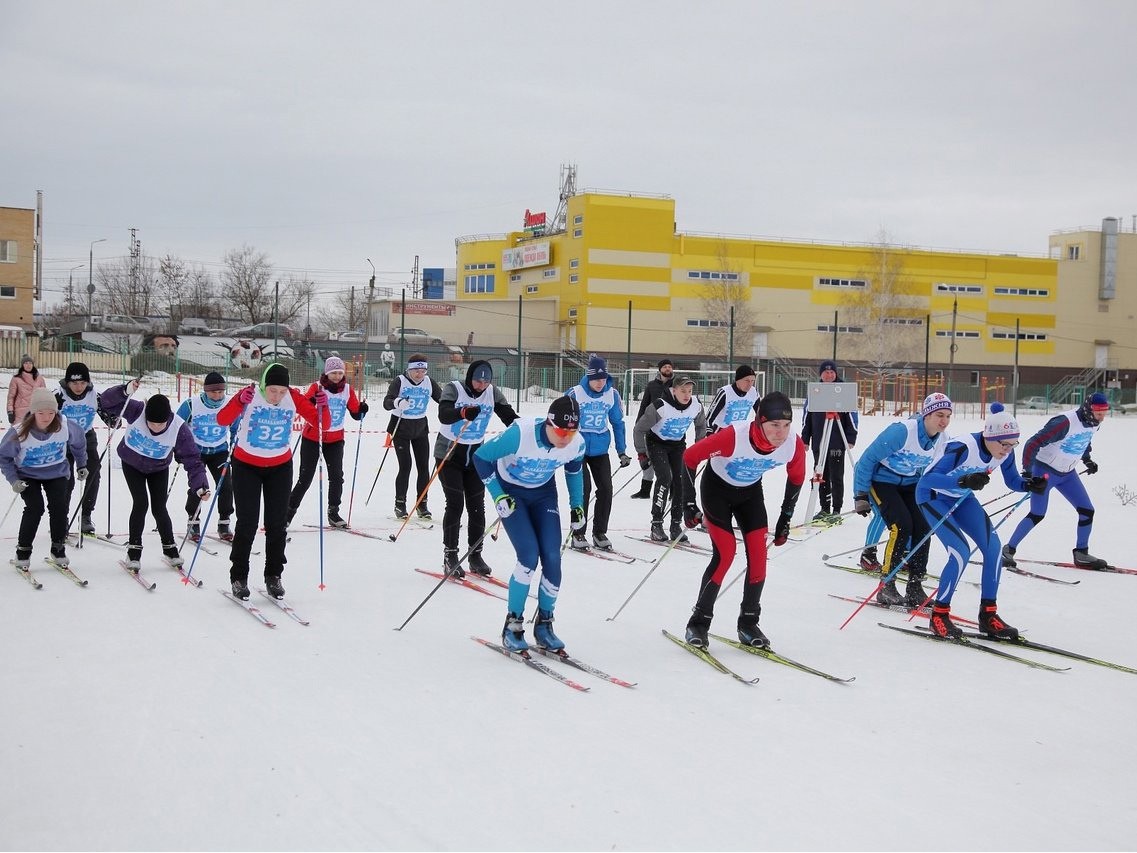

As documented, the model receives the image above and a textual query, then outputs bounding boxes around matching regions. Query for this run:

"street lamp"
[68,264,84,321]
[88,238,107,327]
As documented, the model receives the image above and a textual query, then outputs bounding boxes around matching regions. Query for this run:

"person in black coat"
[801,360,858,520]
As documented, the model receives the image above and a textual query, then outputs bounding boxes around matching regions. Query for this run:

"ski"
[878,622,1069,671]
[389,514,435,530]
[256,589,310,625]
[1003,556,1137,576]
[709,634,855,683]
[69,531,124,548]
[971,560,1080,585]
[414,568,507,601]
[471,637,590,692]
[933,628,1137,676]
[303,523,388,541]
[827,593,981,627]
[11,560,42,589]
[218,589,276,627]
[467,571,509,590]
[44,558,87,587]
[117,560,157,590]
[661,629,759,684]
[532,647,637,687]
[161,556,204,587]
[202,534,259,556]
[823,560,940,582]
[567,545,637,564]
[627,535,713,556]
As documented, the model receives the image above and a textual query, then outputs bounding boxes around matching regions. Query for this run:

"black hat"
[819,360,838,375]
[735,364,755,381]
[203,372,226,392]
[262,362,290,389]
[469,361,492,384]
[144,393,172,423]
[757,391,793,422]
[547,395,580,431]
[65,362,91,383]
[657,358,673,371]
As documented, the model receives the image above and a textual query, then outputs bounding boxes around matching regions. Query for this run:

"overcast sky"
[5,0,1136,308]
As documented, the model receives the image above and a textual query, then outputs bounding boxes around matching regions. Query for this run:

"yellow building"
[453,193,1135,387]
[0,205,37,331]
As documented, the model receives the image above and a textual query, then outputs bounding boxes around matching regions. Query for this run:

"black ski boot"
[468,550,492,577]
[265,575,285,600]
[49,542,69,569]
[416,503,432,521]
[217,519,234,542]
[81,513,96,535]
[187,521,201,542]
[929,603,963,639]
[876,578,904,607]
[443,548,464,580]
[978,598,1019,639]
[684,608,713,648]
[1072,548,1108,570]
[394,499,408,520]
[630,479,652,499]
[162,543,184,568]
[1000,543,1017,568]
[649,521,668,542]
[859,547,882,572]
[231,579,251,600]
[669,522,688,543]
[904,572,929,609]
[737,581,769,647]
[327,507,348,529]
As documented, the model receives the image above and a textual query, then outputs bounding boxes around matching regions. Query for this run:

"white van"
[178,317,211,336]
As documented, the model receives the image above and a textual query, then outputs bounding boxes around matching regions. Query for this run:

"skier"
[98,385,210,573]
[7,353,46,424]
[633,374,708,543]
[853,392,953,608]
[473,396,585,652]
[680,391,806,649]
[217,363,328,600]
[917,403,1046,638]
[630,358,675,498]
[54,362,105,535]
[175,371,236,541]
[1002,391,1112,569]
[801,359,857,522]
[435,360,519,578]
[563,354,630,551]
[382,353,441,520]
[705,364,759,433]
[287,356,367,528]
[0,388,87,571]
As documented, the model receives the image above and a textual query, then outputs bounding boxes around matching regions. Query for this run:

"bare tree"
[685,241,755,361]
[313,287,370,338]
[156,255,217,331]
[219,245,315,325]
[93,254,161,317]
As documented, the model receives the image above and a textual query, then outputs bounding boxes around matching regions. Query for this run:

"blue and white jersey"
[651,396,702,442]
[1034,411,1097,473]
[877,419,947,480]
[708,383,758,431]
[123,414,184,461]
[492,417,585,490]
[920,433,989,500]
[188,394,230,451]
[564,379,627,457]
[58,384,99,433]
[235,390,297,458]
[15,428,70,470]
[438,381,495,445]
[326,384,351,432]
[709,421,795,486]
[394,375,434,420]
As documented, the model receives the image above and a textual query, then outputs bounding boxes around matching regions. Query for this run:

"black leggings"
[122,462,174,548]
[647,439,688,524]
[581,454,614,536]
[394,433,432,505]
[18,476,70,552]
[870,481,931,577]
[231,457,293,582]
[438,455,487,552]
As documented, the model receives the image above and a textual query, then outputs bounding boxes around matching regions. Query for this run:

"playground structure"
[855,372,1006,420]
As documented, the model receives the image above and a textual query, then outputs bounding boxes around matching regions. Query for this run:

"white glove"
[494,495,516,519]
[12,480,28,494]
[395,397,410,411]
[76,468,89,480]
[196,487,211,500]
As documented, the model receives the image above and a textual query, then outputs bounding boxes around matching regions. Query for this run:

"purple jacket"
[102,385,208,492]
[0,419,88,484]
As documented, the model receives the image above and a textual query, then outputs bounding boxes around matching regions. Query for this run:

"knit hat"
[203,371,226,392]
[587,354,608,381]
[735,364,755,381]
[983,401,1020,441]
[29,388,58,413]
[262,362,290,389]
[20,353,33,366]
[757,391,793,422]
[547,395,580,431]
[657,358,673,371]
[1086,392,1110,412]
[921,392,953,417]
[144,394,172,423]
[324,356,345,374]
[65,362,91,383]
[469,362,492,384]
[672,375,695,389]
[819,360,838,376]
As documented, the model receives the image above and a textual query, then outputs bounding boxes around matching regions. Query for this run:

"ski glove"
[957,471,991,491]
[461,406,481,421]
[76,468,88,480]
[196,487,211,500]
[1023,475,1047,494]
[570,506,586,532]
[11,480,28,494]
[394,397,411,411]
[618,453,632,469]
[311,389,329,408]
[352,400,369,419]
[683,503,703,529]
[6,411,13,424]
[237,384,255,405]
[854,495,871,517]
[494,495,516,519]
[638,452,650,471]
[1084,458,1099,475]
[773,512,792,546]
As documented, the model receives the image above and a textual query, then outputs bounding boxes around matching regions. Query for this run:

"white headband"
[407,360,428,370]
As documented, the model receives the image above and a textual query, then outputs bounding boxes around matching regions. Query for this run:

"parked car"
[1017,396,1049,410]
[89,314,150,334]
[337,330,366,342]
[178,317,212,336]
[222,322,295,341]
[388,327,444,346]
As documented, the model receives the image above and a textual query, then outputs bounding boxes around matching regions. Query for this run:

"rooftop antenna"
[552,163,577,234]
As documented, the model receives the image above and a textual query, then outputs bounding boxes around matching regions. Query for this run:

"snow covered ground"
[2,373,1136,851]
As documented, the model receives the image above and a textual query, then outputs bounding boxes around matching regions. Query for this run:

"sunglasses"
[549,424,578,438]
[998,440,1019,448]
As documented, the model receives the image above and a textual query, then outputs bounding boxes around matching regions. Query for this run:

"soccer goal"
[622,368,766,415]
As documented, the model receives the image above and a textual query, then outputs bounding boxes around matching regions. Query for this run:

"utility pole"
[947,297,958,398]
[88,237,107,327]
[411,255,420,299]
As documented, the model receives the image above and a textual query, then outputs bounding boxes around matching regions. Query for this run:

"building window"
[463,274,495,294]
[991,330,1047,341]
[572,228,583,239]
[0,241,15,263]
[687,270,741,282]
[510,273,521,283]
[573,214,583,225]
[0,285,14,298]
[569,258,579,269]
[934,283,983,294]
[970,371,981,387]
[816,324,865,333]
[569,273,579,283]
[817,277,867,289]
[1067,244,1081,260]
[934,330,981,339]
[881,317,924,326]
[543,269,558,279]
[526,285,538,294]
[993,287,1050,297]
[686,319,728,328]
[463,262,496,271]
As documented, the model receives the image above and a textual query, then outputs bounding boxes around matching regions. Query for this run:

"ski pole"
[821,536,888,562]
[317,406,327,590]
[364,416,402,506]
[345,397,366,526]
[606,529,689,622]
[388,419,471,543]
[166,463,181,497]
[394,519,499,631]
[839,491,969,630]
